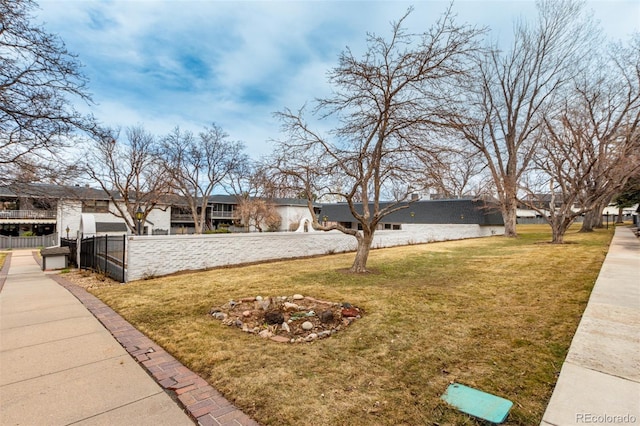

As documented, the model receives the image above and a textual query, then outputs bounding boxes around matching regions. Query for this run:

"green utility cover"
[441,383,513,424]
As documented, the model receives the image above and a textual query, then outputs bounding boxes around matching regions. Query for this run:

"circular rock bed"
[209,294,363,343]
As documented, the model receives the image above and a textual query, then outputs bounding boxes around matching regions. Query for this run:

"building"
[0,184,316,239]
[318,198,504,229]
[0,184,172,239]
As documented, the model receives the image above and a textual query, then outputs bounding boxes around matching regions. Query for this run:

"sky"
[34,0,639,160]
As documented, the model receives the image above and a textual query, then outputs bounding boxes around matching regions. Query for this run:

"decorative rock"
[265,311,285,325]
[302,321,314,331]
[305,333,318,341]
[258,329,273,339]
[270,335,290,343]
[341,307,359,317]
[234,319,243,328]
[293,294,304,300]
[318,330,332,338]
[257,299,271,311]
[319,310,334,323]
[229,300,238,308]
[242,310,252,318]
[255,296,263,301]
[342,302,352,308]
[212,312,227,320]
[283,302,299,310]
[209,308,221,315]
[281,322,291,333]
[240,297,256,303]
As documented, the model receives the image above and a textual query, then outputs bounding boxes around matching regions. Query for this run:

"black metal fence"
[79,235,126,283]
[60,237,78,267]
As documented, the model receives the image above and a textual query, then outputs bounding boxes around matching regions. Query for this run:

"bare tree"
[578,36,640,232]
[272,7,482,273]
[85,126,169,234]
[443,0,598,237]
[159,124,247,234]
[235,198,281,232]
[521,36,640,242]
[419,144,491,199]
[0,0,97,185]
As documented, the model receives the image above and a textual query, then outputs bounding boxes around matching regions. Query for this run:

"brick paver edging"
[0,252,12,293]
[49,274,261,426]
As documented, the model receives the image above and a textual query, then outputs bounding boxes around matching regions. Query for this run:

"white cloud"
[35,0,639,159]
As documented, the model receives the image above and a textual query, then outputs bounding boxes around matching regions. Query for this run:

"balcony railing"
[171,211,237,222]
[0,210,56,219]
[211,210,236,218]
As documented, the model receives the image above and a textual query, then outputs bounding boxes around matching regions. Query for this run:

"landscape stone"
[283,302,299,310]
[293,294,304,300]
[258,329,273,339]
[341,307,359,317]
[265,311,285,325]
[209,294,363,343]
[320,310,334,323]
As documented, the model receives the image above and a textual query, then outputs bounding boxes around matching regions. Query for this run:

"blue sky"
[35,0,639,159]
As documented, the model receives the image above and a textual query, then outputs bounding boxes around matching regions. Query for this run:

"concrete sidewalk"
[541,227,640,426]
[0,250,194,426]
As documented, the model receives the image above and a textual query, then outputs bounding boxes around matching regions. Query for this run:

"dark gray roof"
[40,246,70,256]
[0,183,116,201]
[95,222,128,232]
[319,199,504,226]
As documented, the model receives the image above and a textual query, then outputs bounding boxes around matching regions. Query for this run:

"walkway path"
[541,226,640,426]
[0,249,258,426]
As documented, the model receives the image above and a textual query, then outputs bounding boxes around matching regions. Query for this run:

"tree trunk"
[580,210,596,232]
[349,230,374,273]
[551,217,573,244]
[616,206,624,223]
[502,197,518,237]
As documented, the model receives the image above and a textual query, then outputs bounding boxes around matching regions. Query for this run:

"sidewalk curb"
[50,274,261,426]
[0,252,11,293]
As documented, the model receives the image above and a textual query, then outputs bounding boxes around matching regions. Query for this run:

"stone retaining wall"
[125,224,503,281]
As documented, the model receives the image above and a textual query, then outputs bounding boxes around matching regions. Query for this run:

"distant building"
[0,184,316,240]
[318,198,504,230]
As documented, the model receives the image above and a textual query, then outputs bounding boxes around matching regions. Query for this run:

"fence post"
[104,234,108,275]
[122,235,126,283]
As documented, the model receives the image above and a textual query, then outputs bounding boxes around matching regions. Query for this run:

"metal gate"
[79,235,126,283]
[60,237,78,267]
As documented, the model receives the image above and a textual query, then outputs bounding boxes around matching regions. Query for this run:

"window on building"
[82,200,109,213]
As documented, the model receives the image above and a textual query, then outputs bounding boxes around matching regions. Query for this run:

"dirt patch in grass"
[66,225,614,426]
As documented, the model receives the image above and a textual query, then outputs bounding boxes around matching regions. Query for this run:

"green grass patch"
[87,224,613,425]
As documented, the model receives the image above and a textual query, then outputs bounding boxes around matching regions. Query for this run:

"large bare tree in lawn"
[85,126,169,234]
[443,0,597,237]
[272,8,482,273]
[160,124,247,234]
[521,35,640,242]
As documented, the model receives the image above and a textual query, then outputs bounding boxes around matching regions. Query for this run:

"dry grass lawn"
[79,225,613,425]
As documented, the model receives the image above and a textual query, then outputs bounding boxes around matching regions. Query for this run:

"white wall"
[57,200,82,241]
[125,224,503,281]
[275,205,314,232]
[57,200,172,239]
